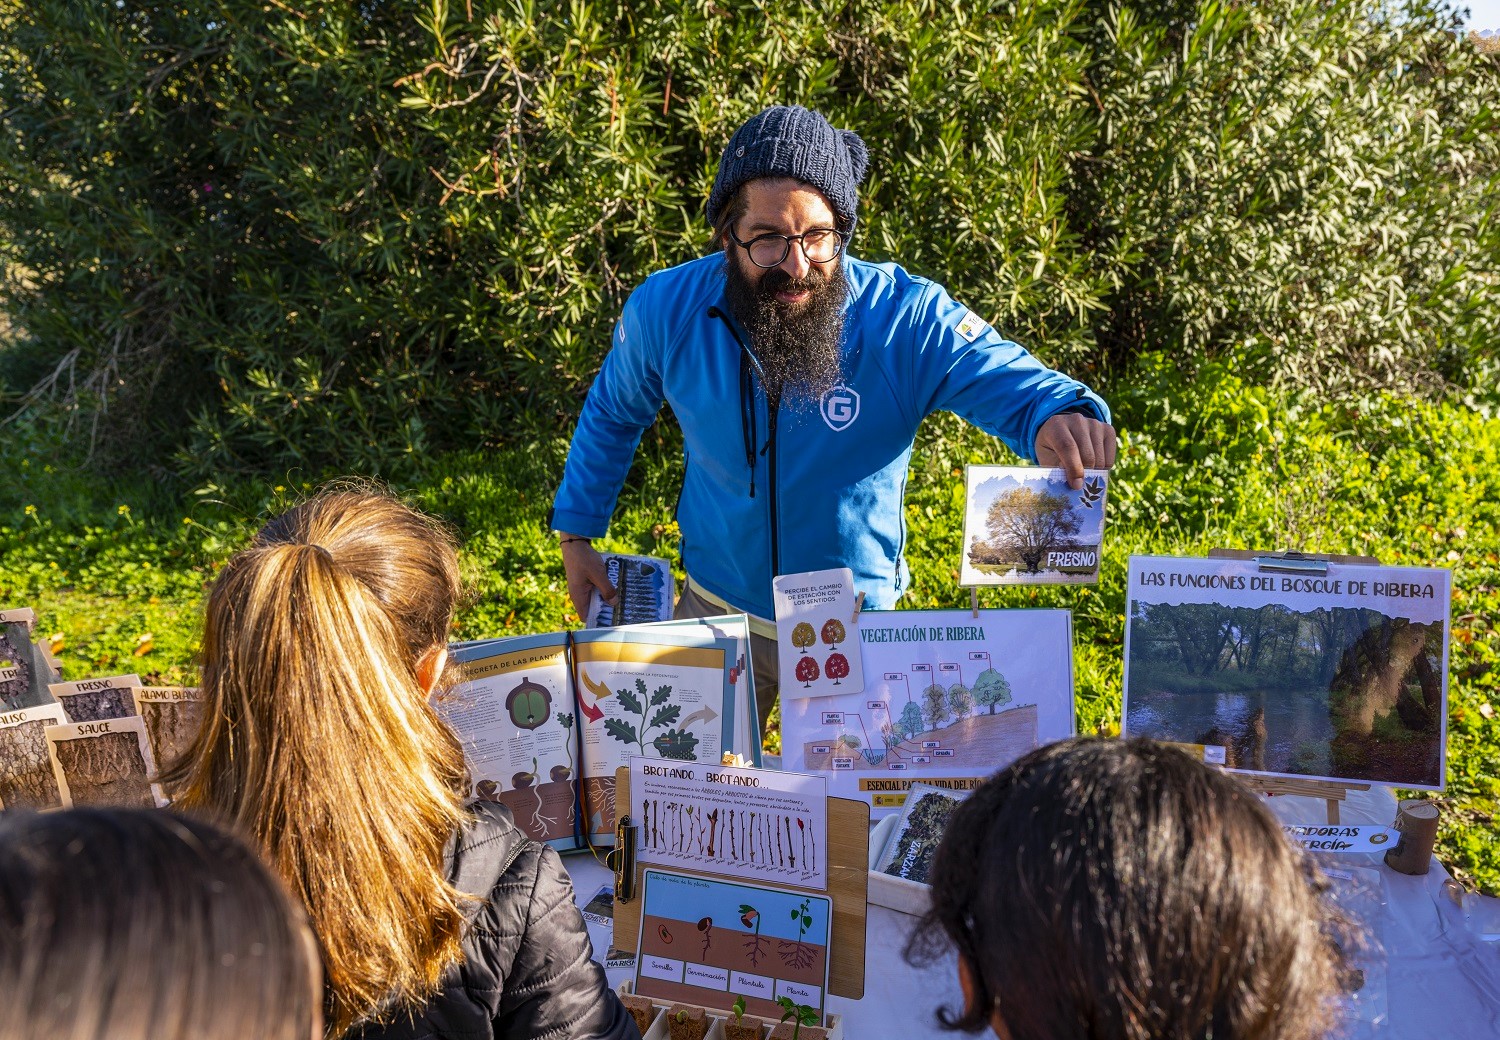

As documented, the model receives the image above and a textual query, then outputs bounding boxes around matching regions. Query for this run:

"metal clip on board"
[1252,551,1330,575]
[606,815,638,904]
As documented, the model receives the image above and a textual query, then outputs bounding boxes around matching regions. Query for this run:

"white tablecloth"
[565,785,1500,1038]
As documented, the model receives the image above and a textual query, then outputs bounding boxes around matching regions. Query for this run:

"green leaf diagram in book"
[603,678,682,756]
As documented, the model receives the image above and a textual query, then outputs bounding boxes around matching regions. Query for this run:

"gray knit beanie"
[705,105,870,235]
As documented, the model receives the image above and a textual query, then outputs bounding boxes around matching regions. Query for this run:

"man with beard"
[551,106,1115,728]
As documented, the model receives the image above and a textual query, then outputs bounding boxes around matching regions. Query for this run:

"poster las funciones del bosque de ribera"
[1122,556,1450,790]
[780,609,1075,818]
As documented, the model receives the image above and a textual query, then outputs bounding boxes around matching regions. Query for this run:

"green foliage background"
[1,1,1499,888]
[1,0,1497,480]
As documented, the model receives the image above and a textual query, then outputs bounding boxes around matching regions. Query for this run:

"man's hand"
[559,535,617,621]
[1035,413,1118,490]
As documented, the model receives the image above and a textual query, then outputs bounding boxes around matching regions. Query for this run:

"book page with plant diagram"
[572,626,738,846]
[438,632,581,849]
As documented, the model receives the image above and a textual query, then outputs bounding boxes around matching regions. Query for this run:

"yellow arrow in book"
[576,667,615,723]
[681,705,719,729]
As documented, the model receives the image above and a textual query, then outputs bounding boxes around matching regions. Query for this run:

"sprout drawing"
[820,618,845,649]
[778,897,816,970]
[525,757,556,832]
[706,808,719,857]
[603,679,680,755]
[555,712,575,780]
[739,903,768,966]
[697,916,714,956]
[790,622,816,653]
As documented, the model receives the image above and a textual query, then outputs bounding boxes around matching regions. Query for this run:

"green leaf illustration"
[604,717,638,746]
[650,683,673,706]
[617,685,643,716]
[649,703,682,729]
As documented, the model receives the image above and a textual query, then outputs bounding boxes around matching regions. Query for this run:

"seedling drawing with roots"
[740,904,769,966]
[778,897,816,970]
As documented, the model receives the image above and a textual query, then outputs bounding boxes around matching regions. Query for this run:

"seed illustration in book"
[505,677,552,730]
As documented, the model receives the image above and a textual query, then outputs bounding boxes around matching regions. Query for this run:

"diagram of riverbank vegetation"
[782,609,1076,815]
[1125,598,1448,789]
[798,653,1039,773]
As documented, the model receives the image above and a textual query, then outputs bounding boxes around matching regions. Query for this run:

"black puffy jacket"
[347,802,640,1040]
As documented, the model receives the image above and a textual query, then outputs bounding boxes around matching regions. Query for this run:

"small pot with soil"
[619,993,658,1037]
[768,1024,827,1040]
[666,1003,708,1040]
[724,1013,767,1040]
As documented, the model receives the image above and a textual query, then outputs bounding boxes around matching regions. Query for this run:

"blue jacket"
[550,254,1110,621]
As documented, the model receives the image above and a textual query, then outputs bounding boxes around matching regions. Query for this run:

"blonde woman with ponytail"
[169,488,637,1040]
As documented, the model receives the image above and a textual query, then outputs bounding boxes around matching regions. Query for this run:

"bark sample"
[59,686,136,724]
[0,719,64,809]
[53,732,154,808]
[139,699,205,772]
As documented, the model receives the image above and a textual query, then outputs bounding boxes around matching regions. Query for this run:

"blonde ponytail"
[169,488,470,1036]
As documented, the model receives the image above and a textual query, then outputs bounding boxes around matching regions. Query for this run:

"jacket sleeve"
[898,281,1110,461]
[549,283,666,538]
[493,844,641,1040]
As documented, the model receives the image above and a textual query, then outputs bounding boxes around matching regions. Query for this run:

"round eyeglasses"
[728,227,847,269]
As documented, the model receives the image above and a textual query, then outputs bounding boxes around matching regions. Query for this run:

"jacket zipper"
[708,306,781,578]
[765,395,780,578]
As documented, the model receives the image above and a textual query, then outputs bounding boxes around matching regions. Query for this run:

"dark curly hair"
[906,737,1353,1040]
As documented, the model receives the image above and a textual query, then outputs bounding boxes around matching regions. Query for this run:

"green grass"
[4,364,1500,891]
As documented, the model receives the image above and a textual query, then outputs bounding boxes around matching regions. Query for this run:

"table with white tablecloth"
[566,785,1500,1039]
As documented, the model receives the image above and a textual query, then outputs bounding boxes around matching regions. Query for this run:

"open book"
[436,615,758,850]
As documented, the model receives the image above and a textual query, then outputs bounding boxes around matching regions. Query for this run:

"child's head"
[910,737,1348,1040]
[0,807,319,1040]
[170,485,471,1035]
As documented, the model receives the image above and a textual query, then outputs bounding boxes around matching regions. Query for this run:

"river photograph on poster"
[1122,556,1450,790]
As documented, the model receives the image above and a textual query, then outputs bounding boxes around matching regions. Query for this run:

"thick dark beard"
[723,254,847,411]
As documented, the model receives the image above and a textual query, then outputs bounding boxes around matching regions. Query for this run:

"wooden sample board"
[610,766,870,1000]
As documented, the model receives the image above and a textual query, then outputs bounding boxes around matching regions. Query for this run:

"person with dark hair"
[909,737,1351,1040]
[167,487,637,1040]
[0,807,321,1040]
[551,105,1116,728]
